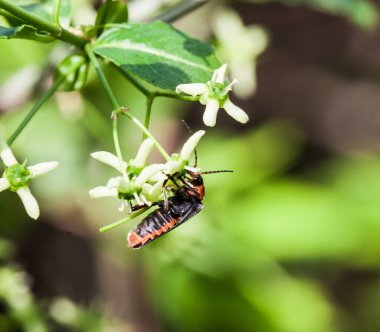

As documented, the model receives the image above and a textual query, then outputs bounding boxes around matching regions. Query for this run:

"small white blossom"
[0,137,58,220]
[132,138,154,168]
[91,151,126,173]
[176,64,249,127]
[89,139,163,208]
[162,130,205,175]
[88,185,118,199]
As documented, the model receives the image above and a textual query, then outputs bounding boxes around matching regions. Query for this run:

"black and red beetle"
[127,169,205,249]
[127,168,232,249]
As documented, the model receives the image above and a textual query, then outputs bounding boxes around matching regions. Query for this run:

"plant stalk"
[0,0,86,48]
[86,45,171,162]
[143,96,154,140]
[7,76,65,146]
[152,0,209,23]
[99,208,148,232]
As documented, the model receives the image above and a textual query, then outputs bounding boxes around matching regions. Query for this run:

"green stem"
[120,108,171,162]
[0,0,86,48]
[52,0,62,26]
[143,96,154,140]
[87,45,171,162]
[86,45,125,168]
[7,76,65,146]
[112,114,125,173]
[152,0,208,23]
[99,208,148,233]
[86,45,119,109]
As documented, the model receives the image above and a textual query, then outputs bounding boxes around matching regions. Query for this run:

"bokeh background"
[1,0,380,331]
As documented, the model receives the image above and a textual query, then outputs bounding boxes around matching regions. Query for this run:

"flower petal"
[211,64,227,84]
[223,99,249,124]
[142,178,165,201]
[0,140,18,167]
[133,138,154,168]
[135,164,165,187]
[107,176,130,191]
[149,171,166,182]
[89,186,118,198]
[175,83,207,96]
[0,178,10,192]
[28,161,58,178]
[16,187,39,219]
[180,130,205,161]
[91,151,126,173]
[164,160,180,174]
[203,99,220,127]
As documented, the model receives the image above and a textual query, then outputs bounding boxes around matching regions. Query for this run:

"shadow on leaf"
[121,62,191,90]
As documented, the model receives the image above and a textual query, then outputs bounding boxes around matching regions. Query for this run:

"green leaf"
[4,1,72,28]
[54,54,89,91]
[56,0,72,28]
[92,21,222,91]
[0,24,54,41]
[95,0,128,33]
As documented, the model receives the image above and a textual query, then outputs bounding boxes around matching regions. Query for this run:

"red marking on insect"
[127,168,232,249]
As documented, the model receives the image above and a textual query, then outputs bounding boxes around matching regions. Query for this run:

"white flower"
[89,138,164,209]
[176,64,249,127]
[0,137,58,220]
[213,9,269,99]
[162,130,205,175]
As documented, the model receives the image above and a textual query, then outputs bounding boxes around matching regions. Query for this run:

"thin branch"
[86,45,171,162]
[86,45,119,110]
[152,0,209,23]
[143,96,154,140]
[7,76,65,146]
[0,0,86,48]
[99,208,149,232]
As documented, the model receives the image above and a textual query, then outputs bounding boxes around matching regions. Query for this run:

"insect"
[127,167,232,249]
[127,169,205,249]
[127,120,232,249]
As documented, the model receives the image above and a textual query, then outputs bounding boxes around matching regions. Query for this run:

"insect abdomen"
[128,210,176,249]
[127,197,203,249]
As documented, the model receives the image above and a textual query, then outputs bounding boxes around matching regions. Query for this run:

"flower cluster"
[176,64,249,127]
[89,130,205,212]
[0,137,58,219]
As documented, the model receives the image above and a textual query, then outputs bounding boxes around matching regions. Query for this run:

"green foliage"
[10,2,51,22]
[54,0,72,28]
[93,21,221,91]
[0,24,54,41]
[144,124,380,332]
[0,266,48,332]
[0,0,72,42]
[54,53,90,91]
[6,0,72,26]
[1,1,380,331]
[95,0,128,34]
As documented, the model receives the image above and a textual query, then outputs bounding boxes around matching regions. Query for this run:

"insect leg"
[131,202,158,212]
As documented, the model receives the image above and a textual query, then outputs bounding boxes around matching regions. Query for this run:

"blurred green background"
[1,0,380,331]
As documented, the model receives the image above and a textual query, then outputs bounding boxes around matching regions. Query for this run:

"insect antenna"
[201,170,234,175]
[181,119,198,167]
